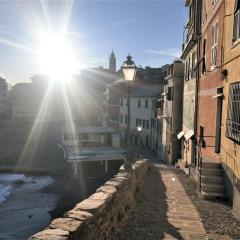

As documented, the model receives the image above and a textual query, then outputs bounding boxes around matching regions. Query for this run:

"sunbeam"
[18,82,53,167]
[0,36,36,54]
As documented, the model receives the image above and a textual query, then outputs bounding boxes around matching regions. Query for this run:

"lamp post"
[121,54,137,170]
[137,125,142,158]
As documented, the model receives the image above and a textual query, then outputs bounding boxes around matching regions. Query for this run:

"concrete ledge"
[29,160,150,240]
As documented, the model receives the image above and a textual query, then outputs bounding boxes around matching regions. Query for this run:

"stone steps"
[201,191,226,199]
[200,157,226,199]
[201,183,225,194]
[201,168,223,176]
[201,175,224,184]
[201,161,221,169]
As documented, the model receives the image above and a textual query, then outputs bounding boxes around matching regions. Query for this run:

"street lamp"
[121,54,137,170]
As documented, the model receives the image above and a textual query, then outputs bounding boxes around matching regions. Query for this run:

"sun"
[37,31,77,82]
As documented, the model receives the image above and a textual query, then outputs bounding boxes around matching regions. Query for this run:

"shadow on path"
[112,165,183,240]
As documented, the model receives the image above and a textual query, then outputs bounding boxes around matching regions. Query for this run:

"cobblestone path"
[112,164,207,240]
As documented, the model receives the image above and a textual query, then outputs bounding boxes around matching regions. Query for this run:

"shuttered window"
[233,0,240,43]
[226,82,240,143]
[202,39,206,75]
[211,23,218,67]
[191,51,196,77]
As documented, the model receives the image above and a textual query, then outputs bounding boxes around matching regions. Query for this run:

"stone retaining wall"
[29,160,150,240]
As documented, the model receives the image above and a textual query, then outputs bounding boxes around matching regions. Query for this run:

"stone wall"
[29,160,150,240]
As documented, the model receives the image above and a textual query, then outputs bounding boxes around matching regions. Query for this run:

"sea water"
[0,173,57,240]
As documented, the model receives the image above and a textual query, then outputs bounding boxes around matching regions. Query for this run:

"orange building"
[220,0,240,218]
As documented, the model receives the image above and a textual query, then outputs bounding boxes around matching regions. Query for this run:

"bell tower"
[109,50,116,72]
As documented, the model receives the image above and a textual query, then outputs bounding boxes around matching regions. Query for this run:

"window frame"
[202,39,207,75]
[233,0,240,44]
[145,99,148,108]
[226,82,240,143]
[138,99,141,107]
[211,23,218,68]
[191,51,196,77]
[120,98,123,106]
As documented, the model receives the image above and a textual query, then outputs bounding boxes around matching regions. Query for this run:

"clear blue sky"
[0,0,187,85]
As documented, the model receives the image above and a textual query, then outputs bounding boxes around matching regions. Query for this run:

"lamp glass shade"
[122,66,137,81]
[122,55,137,81]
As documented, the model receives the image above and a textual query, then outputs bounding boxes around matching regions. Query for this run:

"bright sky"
[0,0,187,85]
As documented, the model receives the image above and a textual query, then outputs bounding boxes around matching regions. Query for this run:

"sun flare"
[37,32,77,82]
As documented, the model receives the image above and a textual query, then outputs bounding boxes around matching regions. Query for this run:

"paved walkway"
[111,159,207,239]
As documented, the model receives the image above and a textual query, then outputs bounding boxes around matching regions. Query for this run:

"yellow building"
[221,0,240,218]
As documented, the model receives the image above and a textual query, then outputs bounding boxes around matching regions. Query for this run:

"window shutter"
[233,13,238,42]
[238,11,240,39]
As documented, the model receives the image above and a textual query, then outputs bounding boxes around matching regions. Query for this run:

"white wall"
[119,97,158,148]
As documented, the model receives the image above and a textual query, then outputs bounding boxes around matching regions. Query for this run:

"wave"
[0,173,54,204]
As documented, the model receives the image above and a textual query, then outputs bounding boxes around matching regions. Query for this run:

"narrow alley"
[110,151,240,240]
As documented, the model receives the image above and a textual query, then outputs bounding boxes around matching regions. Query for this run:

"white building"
[0,77,8,114]
[119,84,163,150]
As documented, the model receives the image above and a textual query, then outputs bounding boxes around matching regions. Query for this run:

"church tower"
[109,51,116,72]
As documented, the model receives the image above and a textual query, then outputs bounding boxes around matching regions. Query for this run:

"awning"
[177,131,185,139]
[211,93,223,98]
[184,129,194,140]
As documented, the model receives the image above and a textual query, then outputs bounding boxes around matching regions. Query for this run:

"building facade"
[180,0,201,166]
[220,0,240,218]
[105,81,126,131]
[196,0,224,161]
[165,61,184,164]
[119,85,163,150]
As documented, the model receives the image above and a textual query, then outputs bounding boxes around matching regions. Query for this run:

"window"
[202,39,206,75]
[120,98,123,106]
[226,82,240,143]
[185,56,191,81]
[191,51,196,77]
[143,120,146,128]
[211,23,218,67]
[233,0,240,43]
[138,99,141,107]
[184,60,188,81]
[146,120,149,129]
[167,87,173,100]
[145,99,148,108]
